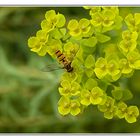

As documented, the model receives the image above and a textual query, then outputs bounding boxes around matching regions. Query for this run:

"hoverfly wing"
[41,63,63,72]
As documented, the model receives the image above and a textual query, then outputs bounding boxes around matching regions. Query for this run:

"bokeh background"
[0,7,140,133]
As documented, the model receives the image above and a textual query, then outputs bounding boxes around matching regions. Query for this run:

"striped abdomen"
[55,50,73,72]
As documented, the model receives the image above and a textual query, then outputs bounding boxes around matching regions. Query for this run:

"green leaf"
[59,28,66,36]
[121,89,133,101]
[81,37,97,47]
[125,13,133,27]
[135,13,140,25]
[114,16,123,30]
[85,68,94,78]
[96,33,111,43]
[85,55,95,68]
[112,88,123,100]
[85,78,98,91]
[51,28,63,39]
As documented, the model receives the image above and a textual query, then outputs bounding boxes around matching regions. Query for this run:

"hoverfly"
[42,50,74,72]
[41,41,81,73]
[55,50,73,72]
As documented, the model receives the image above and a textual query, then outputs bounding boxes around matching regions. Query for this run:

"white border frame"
[0,2,140,140]
[0,0,140,5]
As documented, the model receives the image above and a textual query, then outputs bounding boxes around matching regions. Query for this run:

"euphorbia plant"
[28,7,140,123]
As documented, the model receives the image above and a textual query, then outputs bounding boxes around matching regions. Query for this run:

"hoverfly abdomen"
[55,50,73,72]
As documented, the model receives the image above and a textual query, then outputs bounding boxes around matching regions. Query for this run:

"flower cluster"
[28,7,140,123]
[67,18,91,37]
[28,10,66,56]
[86,6,122,33]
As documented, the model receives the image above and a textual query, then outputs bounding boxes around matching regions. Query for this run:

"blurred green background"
[0,7,140,133]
